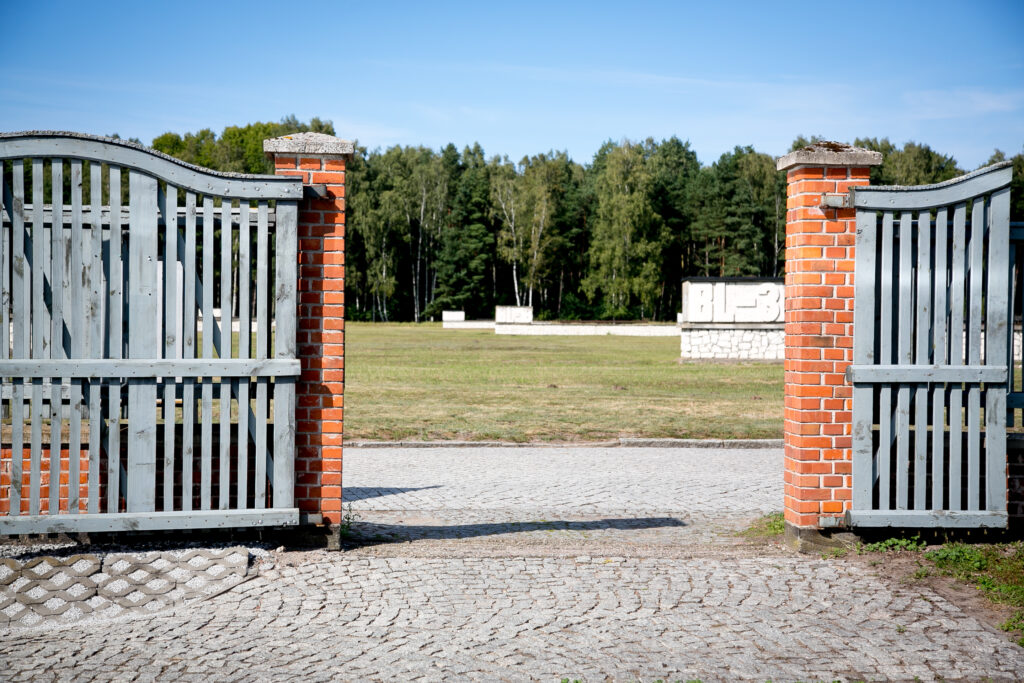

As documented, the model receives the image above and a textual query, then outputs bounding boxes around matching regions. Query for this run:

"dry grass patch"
[344,323,783,442]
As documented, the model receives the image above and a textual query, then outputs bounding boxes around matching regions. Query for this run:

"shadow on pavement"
[342,486,443,502]
[349,516,687,544]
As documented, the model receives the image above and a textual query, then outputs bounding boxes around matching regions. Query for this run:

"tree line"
[151,119,1024,322]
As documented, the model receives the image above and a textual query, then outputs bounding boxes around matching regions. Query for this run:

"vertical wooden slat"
[949,202,967,510]
[851,210,876,512]
[220,199,233,509]
[273,201,297,508]
[50,160,67,512]
[29,159,44,515]
[1,161,9,362]
[161,185,178,511]
[254,201,269,508]
[1,160,17,511]
[914,211,931,510]
[986,186,1011,512]
[87,164,103,517]
[127,172,159,513]
[895,212,913,510]
[181,192,197,511]
[105,167,122,514]
[65,161,91,513]
[201,196,214,510]
[967,199,985,510]
[237,202,250,508]
[878,211,895,509]
[10,161,26,515]
[931,208,948,511]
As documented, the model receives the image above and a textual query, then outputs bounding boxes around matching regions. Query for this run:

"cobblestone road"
[2,446,1023,681]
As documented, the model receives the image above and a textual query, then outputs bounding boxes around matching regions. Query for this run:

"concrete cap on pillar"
[263,132,354,158]
[776,142,882,171]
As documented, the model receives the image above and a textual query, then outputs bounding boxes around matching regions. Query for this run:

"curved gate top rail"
[848,161,1013,529]
[850,160,1013,210]
[1,130,302,533]
[0,131,302,200]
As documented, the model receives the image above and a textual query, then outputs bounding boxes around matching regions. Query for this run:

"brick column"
[264,133,352,527]
[776,144,882,532]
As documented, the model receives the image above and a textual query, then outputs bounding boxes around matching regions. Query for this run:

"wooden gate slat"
[987,186,1011,511]
[851,210,876,511]
[201,196,214,511]
[896,211,914,510]
[914,211,932,509]
[949,202,967,511]
[220,199,233,510]
[127,172,159,513]
[105,167,123,515]
[931,208,949,510]
[50,160,69,513]
[1,162,9,362]
[237,203,250,508]
[10,161,26,515]
[181,191,197,512]
[273,201,297,508]
[967,199,985,511]
[87,164,104,516]
[254,201,269,508]
[878,211,895,509]
[30,159,45,515]
[160,185,178,511]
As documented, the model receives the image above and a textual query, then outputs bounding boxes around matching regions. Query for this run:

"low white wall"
[496,323,678,337]
[679,325,784,360]
[442,310,465,322]
[442,320,496,330]
[495,306,534,324]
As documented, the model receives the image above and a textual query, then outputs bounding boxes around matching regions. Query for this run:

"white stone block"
[495,306,534,324]
[442,310,465,322]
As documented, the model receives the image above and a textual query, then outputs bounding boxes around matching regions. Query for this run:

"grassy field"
[344,323,783,442]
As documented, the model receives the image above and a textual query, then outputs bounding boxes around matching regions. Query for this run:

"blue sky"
[2,0,1023,168]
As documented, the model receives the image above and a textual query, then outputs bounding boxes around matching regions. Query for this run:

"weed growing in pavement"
[859,534,925,553]
[337,503,361,539]
[924,541,1024,646]
[738,512,785,538]
[821,547,848,560]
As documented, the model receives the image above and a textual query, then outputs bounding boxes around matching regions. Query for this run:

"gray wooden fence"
[0,132,302,533]
[848,161,1013,528]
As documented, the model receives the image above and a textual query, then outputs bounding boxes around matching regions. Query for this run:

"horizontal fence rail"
[0,132,302,534]
[849,162,1013,528]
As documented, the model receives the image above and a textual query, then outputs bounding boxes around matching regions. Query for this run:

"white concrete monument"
[680,279,783,324]
[495,306,534,324]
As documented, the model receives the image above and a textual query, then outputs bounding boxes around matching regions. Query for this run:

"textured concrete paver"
[2,446,1023,681]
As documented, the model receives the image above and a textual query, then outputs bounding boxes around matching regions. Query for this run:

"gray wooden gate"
[0,132,302,533]
[848,161,1013,528]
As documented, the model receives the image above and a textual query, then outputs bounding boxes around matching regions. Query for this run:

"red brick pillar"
[776,144,882,533]
[264,133,352,527]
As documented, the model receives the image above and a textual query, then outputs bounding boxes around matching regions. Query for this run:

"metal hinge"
[820,193,851,209]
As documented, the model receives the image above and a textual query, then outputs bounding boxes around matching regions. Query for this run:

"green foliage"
[860,535,925,553]
[151,115,335,175]
[152,122,1008,323]
[925,543,988,574]
[853,137,962,186]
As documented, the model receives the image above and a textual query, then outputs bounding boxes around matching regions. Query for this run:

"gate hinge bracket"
[820,193,851,209]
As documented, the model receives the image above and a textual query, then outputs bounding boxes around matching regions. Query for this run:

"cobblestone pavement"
[2,446,1023,681]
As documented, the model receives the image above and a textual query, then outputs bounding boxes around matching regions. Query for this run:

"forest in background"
[151,118,1024,322]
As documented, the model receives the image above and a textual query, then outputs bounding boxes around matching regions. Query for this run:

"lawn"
[343,323,783,442]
